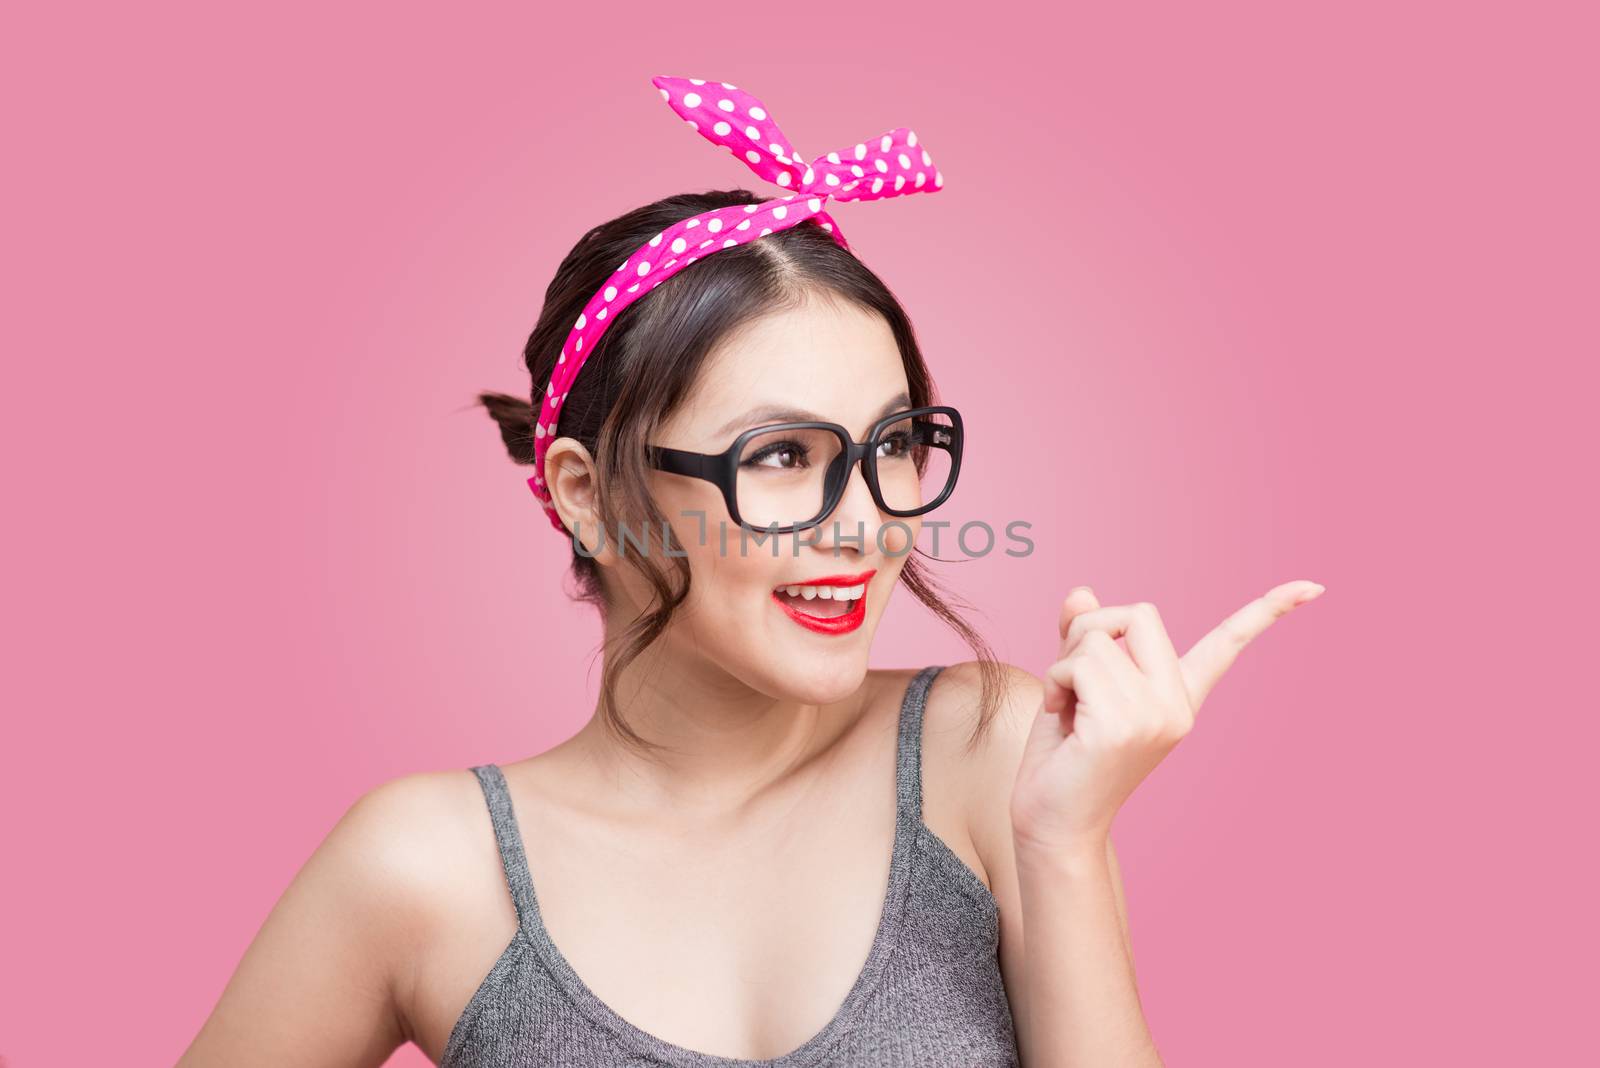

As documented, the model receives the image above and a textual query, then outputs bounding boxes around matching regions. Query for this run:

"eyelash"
[739,430,916,471]
[741,440,811,469]
[879,430,913,458]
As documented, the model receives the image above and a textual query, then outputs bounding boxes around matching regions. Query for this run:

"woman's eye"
[744,442,810,469]
[876,431,912,458]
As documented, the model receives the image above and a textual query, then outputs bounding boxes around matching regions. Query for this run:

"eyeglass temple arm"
[647,444,723,480]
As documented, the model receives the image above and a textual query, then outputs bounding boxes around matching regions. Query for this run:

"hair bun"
[477,391,537,465]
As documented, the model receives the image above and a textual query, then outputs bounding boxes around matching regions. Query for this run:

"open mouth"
[770,571,875,634]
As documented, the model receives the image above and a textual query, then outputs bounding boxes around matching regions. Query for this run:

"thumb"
[1058,585,1100,649]
[1043,586,1100,716]
[1021,684,1071,771]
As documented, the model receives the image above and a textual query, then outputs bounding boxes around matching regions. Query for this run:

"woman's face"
[634,296,921,706]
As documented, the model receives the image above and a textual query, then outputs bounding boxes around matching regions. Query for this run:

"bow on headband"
[529,74,944,533]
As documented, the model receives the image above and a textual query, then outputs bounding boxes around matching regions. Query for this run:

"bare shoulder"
[923,659,1045,816]
[303,768,489,929]
[177,766,492,1067]
[346,766,492,866]
[329,767,508,1012]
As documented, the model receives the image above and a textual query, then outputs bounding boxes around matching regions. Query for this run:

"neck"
[567,632,872,819]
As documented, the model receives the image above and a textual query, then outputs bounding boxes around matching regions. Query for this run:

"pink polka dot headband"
[527,74,945,533]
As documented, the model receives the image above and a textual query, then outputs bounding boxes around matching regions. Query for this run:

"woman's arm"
[955,663,1156,1067]
[962,579,1324,1066]
[176,778,440,1068]
[1011,830,1160,1065]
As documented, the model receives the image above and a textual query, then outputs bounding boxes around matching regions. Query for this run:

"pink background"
[4,2,1595,1065]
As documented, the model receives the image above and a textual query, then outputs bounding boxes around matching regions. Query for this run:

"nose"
[809,457,885,560]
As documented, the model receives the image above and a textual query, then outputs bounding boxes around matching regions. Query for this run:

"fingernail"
[1294,583,1326,604]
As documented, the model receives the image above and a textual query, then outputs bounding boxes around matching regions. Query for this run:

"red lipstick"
[771,569,876,636]
[776,569,877,587]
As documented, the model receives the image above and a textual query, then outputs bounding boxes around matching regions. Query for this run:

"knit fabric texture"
[440,664,1019,1067]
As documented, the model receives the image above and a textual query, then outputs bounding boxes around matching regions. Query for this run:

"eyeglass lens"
[732,410,957,529]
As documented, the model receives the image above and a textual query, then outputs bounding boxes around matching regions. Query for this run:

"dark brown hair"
[478,188,1005,756]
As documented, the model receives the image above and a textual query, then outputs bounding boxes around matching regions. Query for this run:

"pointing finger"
[1180,579,1325,708]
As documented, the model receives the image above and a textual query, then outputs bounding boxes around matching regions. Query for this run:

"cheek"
[672,533,775,632]
[650,472,730,548]
[880,516,920,557]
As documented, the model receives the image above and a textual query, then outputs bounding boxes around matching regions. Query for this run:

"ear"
[543,438,610,560]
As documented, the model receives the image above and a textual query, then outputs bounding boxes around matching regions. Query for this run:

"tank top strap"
[895,664,946,825]
[466,763,540,931]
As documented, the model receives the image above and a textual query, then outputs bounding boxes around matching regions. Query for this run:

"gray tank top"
[440,664,1019,1067]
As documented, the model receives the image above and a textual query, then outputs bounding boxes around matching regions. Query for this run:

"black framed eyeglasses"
[645,405,963,534]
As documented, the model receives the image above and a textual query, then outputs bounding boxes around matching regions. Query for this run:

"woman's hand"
[1010,580,1325,854]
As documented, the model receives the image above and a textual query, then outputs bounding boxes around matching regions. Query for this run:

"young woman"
[179,77,1322,1068]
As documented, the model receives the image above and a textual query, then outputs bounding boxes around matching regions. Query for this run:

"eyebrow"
[714,391,914,438]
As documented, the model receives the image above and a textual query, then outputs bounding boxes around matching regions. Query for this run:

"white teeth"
[776,581,868,601]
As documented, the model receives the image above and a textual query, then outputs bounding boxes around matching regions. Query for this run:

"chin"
[763,645,872,704]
